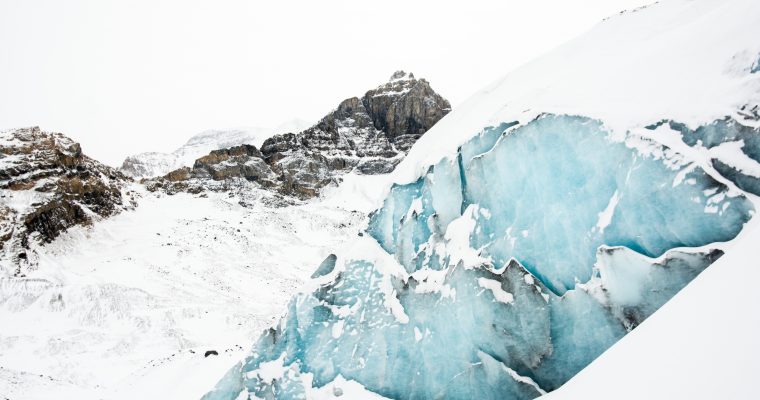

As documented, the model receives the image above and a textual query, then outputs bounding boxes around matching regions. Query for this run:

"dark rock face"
[363,70,450,141]
[192,145,277,184]
[151,71,451,199]
[0,127,132,275]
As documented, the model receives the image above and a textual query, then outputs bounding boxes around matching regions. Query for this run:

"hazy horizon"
[0,0,651,166]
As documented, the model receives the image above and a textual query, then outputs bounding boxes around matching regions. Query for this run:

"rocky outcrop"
[150,71,450,199]
[363,70,451,144]
[0,127,134,276]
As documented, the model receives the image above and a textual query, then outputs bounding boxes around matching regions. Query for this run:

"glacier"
[203,0,760,397]
[370,115,750,294]
[202,114,754,400]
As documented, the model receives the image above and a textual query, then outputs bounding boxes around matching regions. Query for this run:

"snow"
[443,205,489,269]
[0,185,362,399]
[499,364,546,396]
[331,320,344,339]
[594,191,619,234]
[254,353,288,384]
[304,375,390,400]
[710,140,760,177]
[317,173,391,213]
[477,277,514,304]
[389,0,760,189]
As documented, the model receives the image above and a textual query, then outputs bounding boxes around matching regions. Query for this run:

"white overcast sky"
[0,0,650,166]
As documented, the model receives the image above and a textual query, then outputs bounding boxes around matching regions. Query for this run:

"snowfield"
[0,186,363,399]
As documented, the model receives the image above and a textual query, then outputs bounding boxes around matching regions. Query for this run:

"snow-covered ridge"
[121,120,310,179]
[390,0,760,189]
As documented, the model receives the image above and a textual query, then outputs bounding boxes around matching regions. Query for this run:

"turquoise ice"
[204,114,754,400]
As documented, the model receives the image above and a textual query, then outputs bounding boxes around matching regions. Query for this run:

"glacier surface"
[203,114,753,400]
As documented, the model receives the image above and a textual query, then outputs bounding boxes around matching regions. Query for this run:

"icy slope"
[390,0,760,186]
[121,120,310,179]
[0,186,362,399]
[204,0,760,399]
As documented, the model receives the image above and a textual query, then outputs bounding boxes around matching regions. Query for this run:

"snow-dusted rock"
[121,122,310,179]
[0,127,134,276]
[150,71,451,199]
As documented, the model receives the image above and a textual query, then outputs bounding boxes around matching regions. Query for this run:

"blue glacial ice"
[204,114,754,400]
[372,115,750,294]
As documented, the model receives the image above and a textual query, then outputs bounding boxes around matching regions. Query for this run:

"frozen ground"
[0,186,363,399]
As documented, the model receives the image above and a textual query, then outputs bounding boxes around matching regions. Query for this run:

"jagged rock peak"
[362,71,451,141]
[150,71,451,200]
[368,71,422,99]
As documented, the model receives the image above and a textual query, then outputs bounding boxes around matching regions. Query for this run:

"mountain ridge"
[147,71,451,199]
[120,120,311,179]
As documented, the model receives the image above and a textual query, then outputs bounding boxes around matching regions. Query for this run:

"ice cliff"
[204,0,760,398]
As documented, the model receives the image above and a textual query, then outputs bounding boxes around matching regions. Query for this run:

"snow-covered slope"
[390,0,760,187]
[0,186,362,399]
[202,0,760,399]
[121,120,310,179]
